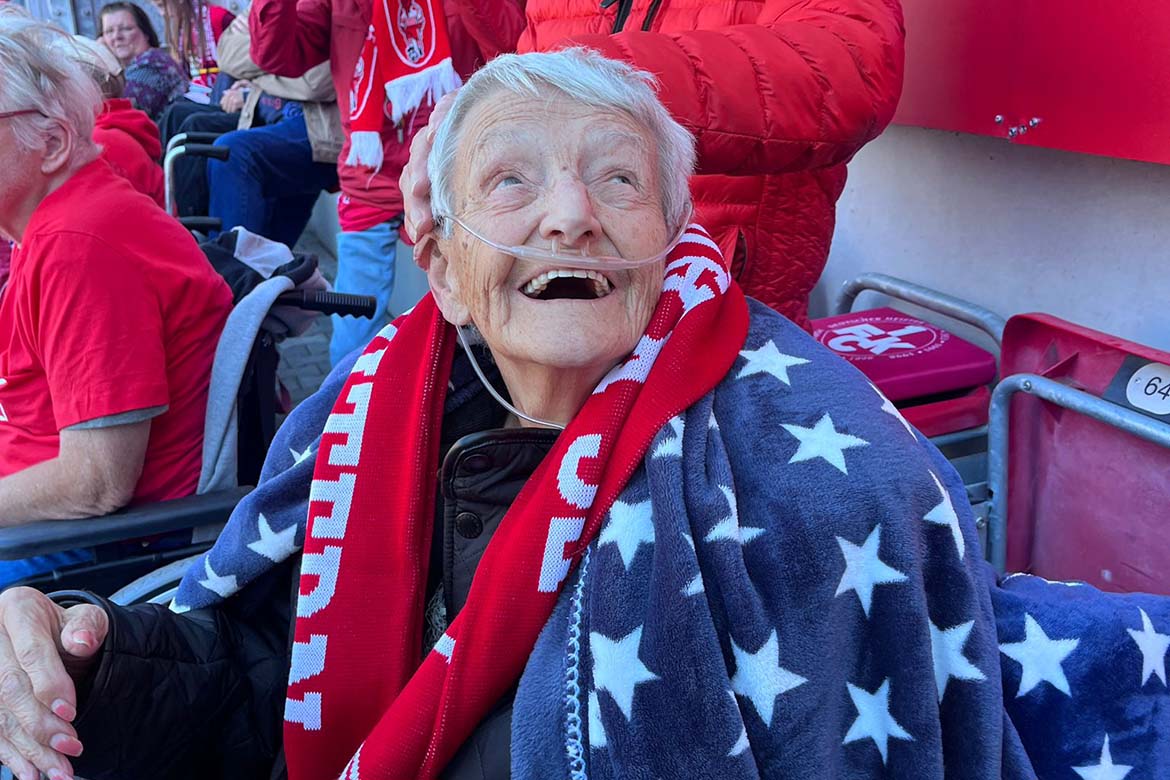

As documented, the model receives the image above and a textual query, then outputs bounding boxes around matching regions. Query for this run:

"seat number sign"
[1104,356,1170,419]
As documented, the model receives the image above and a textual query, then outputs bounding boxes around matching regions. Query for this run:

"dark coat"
[60,386,557,780]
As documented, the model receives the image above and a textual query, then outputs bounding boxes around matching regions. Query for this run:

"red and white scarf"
[345,0,461,170]
[283,223,749,779]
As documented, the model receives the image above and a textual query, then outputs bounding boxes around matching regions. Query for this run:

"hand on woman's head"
[402,89,457,244]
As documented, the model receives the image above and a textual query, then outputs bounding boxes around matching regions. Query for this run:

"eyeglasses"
[103,25,139,36]
[0,109,48,121]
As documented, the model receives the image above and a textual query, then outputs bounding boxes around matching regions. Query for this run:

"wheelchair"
[0,232,375,600]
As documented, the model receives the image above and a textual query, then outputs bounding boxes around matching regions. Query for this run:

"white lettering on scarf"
[557,434,602,509]
[538,516,587,593]
[286,375,376,732]
[308,472,357,539]
[593,335,666,395]
[323,383,374,467]
[663,256,729,319]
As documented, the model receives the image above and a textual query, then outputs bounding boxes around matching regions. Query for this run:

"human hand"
[220,79,252,114]
[401,89,457,243]
[0,587,108,780]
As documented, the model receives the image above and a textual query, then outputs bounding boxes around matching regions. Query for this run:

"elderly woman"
[6,47,1159,780]
[99,2,186,120]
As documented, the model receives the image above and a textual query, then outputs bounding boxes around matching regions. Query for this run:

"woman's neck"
[493,355,608,429]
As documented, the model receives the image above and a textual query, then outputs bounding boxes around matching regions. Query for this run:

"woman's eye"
[495,175,522,189]
[610,174,633,185]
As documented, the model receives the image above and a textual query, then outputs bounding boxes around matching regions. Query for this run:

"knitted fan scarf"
[346,0,461,169]
[283,222,749,779]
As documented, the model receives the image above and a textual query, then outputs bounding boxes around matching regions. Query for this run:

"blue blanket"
[176,301,1170,778]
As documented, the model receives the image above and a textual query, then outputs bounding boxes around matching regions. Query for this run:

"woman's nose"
[537,178,602,250]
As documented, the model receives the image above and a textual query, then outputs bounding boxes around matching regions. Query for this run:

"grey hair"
[0,7,101,160]
[428,47,696,237]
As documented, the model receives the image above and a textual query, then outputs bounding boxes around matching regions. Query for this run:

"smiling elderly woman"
[0,49,1035,780]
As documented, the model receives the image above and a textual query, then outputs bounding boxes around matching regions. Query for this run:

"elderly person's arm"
[0,422,150,524]
[219,15,335,103]
[543,0,905,175]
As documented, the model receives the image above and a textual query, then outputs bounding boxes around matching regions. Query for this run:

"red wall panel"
[894,0,1170,165]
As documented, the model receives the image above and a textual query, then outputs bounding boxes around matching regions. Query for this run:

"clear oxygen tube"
[455,325,567,430]
[442,208,692,271]
[446,209,692,429]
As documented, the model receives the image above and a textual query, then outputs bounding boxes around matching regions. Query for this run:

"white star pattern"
[872,383,916,437]
[923,471,965,559]
[726,690,749,756]
[730,630,807,727]
[1073,735,1133,780]
[653,416,684,459]
[704,485,764,544]
[588,690,607,750]
[598,500,655,570]
[290,445,315,466]
[199,556,238,598]
[781,413,868,474]
[1126,608,1169,687]
[737,340,809,386]
[681,533,704,596]
[835,525,907,617]
[246,513,300,562]
[591,626,659,720]
[929,619,986,702]
[999,613,1080,697]
[842,678,913,765]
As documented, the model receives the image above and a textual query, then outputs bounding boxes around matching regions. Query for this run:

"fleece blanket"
[174,299,1170,778]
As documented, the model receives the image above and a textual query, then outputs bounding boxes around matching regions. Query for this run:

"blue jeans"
[207,109,339,248]
[0,548,95,590]
[330,218,402,365]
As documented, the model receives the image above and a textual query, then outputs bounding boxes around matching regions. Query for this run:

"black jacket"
[61,386,557,780]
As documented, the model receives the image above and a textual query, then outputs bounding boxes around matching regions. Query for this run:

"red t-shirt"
[0,160,232,503]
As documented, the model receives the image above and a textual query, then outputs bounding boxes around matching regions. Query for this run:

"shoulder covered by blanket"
[174,300,1170,778]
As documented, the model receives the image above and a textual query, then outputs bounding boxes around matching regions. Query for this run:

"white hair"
[0,7,101,160]
[428,47,696,237]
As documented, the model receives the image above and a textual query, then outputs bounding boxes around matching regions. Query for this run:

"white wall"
[814,125,1170,352]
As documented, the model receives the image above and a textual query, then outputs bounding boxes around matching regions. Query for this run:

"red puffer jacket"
[519,0,905,326]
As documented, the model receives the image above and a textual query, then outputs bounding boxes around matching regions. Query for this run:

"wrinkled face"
[436,88,670,375]
[101,10,149,65]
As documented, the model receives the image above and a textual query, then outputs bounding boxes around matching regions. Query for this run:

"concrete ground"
[279,195,431,408]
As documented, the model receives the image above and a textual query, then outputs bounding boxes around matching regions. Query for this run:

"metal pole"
[986,373,1170,573]
[834,273,1007,352]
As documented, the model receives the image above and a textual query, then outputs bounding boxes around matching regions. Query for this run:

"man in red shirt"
[0,10,232,586]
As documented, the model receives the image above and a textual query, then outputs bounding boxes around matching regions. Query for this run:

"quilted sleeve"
[65,562,294,779]
[564,0,905,175]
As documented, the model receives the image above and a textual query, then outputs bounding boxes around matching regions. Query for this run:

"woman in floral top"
[99,2,186,120]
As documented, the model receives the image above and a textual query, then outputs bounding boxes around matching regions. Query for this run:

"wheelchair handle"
[179,143,231,161]
[178,216,222,234]
[277,290,378,319]
[164,131,226,157]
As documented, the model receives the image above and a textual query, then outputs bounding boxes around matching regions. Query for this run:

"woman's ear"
[420,233,471,326]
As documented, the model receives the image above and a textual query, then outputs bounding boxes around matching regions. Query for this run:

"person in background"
[401,0,907,330]
[71,33,167,207]
[204,15,341,247]
[0,9,231,586]
[99,1,187,121]
[246,0,526,364]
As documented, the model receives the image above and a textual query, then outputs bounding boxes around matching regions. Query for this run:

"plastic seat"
[986,314,1170,594]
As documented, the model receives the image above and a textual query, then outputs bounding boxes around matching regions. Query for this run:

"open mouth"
[521,269,613,301]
